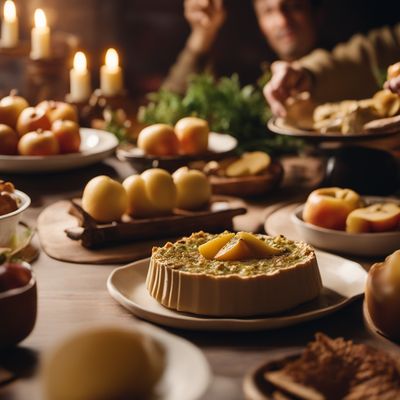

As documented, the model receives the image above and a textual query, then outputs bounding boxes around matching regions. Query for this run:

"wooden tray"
[210,162,284,198]
[66,197,246,249]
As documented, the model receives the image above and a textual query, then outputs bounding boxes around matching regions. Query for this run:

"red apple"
[18,130,59,156]
[0,124,18,155]
[0,92,29,129]
[37,100,78,123]
[0,262,32,293]
[52,120,81,154]
[16,107,51,137]
[303,187,362,230]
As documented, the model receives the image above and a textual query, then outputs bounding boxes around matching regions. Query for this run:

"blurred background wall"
[1,0,400,101]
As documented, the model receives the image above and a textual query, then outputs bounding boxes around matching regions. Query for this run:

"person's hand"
[384,62,400,95]
[263,61,313,117]
[185,0,226,54]
[384,76,400,95]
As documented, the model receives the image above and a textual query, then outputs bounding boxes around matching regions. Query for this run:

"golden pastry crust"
[146,232,322,317]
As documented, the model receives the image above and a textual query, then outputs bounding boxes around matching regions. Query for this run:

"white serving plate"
[291,197,400,257]
[135,323,211,400]
[0,128,118,173]
[107,251,367,331]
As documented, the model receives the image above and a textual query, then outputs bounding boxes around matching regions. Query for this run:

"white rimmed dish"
[134,323,211,400]
[117,132,238,172]
[107,251,367,331]
[0,189,31,246]
[291,198,400,257]
[0,128,118,173]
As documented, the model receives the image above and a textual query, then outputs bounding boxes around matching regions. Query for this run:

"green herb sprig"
[138,73,302,155]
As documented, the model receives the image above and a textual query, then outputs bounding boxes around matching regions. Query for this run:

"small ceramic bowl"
[291,198,400,257]
[0,261,37,348]
[0,190,31,247]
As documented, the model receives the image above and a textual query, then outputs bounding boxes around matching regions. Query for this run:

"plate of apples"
[117,117,238,172]
[291,187,400,257]
[0,93,118,173]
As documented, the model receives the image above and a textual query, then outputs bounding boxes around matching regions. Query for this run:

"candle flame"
[34,8,47,28]
[74,51,87,73]
[105,48,119,70]
[4,0,16,22]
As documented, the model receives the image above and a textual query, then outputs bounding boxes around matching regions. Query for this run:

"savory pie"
[146,231,322,317]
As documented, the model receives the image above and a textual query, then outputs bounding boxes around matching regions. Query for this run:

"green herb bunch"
[138,73,302,155]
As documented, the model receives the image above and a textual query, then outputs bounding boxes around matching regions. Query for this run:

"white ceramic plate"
[0,128,118,173]
[107,251,367,331]
[133,323,211,400]
[291,197,400,257]
[117,132,238,172]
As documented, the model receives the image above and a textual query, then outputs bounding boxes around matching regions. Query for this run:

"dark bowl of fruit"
[0,261,37,348]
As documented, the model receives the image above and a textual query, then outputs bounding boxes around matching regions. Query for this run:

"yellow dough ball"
[82,175,128,222]
[173,167,211,210]
[42,326,165,400]
[140,168,177,213]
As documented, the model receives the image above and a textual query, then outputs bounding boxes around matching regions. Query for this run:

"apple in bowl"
[347,203,400,233]
[365,250,400,340]
[0,124,19,155]
[0,92,29,129]
[174,117,209,155]
[16,107,51,137]
[137,124,179,156]
[52,120,81,154]
[18,130,60,156]
[303,187,362,230]
[0,261,37,348]
[0,182,31,247]
[36,100,78,123]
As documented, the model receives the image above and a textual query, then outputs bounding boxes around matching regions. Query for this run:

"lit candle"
[100,48,123,96]
[1,1,18,48]
[30,8,50,59]
[70,51,91,102]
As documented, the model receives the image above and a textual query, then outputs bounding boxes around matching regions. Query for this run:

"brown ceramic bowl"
[0,262,37,348]
[210,162,284,198]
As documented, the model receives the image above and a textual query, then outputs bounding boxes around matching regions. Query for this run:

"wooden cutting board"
[37,201,173,264]
[37,197,246,265]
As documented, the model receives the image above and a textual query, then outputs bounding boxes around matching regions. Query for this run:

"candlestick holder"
[25,31,79,104]
[0,40,30,97]
[75,88,138,140]
[64,93,92,126]
[0,39,29,56]
[82,89,135,125]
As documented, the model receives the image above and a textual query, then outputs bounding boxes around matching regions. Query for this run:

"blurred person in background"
[163,0,322,93]
[263,24,400,116]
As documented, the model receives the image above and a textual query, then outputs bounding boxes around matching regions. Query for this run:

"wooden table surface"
[1,155,399,400]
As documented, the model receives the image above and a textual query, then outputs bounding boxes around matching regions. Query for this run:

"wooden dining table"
[1,154,399,400]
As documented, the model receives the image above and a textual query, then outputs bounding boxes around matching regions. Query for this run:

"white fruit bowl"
[0,190,31,246]
[291,197,400,257]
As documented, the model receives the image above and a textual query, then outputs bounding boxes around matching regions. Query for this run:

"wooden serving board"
[37,197,246,264]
